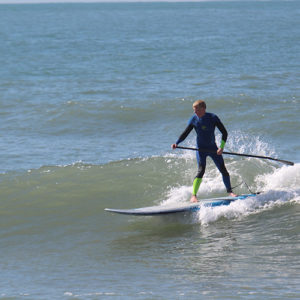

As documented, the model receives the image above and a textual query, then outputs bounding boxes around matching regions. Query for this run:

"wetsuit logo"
[201,125,207,131]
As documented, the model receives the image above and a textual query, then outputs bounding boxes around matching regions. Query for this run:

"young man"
[171,100,237,202]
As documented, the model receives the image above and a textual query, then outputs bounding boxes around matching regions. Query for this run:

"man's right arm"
[172,124,193,149]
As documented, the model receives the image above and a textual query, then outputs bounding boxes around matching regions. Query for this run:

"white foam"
[256,163,300,191]
[161,185,191,206]
[161,165,299,225]
[197,188,299,225]
[226,130,275,157]
[161,133,299,224]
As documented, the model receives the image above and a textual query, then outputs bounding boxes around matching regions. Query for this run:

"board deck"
[105,194,257,216]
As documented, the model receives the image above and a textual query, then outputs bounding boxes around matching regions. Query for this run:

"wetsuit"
[176,112,233,195]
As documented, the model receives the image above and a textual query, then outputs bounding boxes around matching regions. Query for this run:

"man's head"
[193,100,206,117]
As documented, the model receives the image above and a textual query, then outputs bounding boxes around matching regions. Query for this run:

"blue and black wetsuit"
[176,112,233,194]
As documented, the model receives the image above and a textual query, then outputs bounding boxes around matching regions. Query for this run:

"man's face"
[193,105,205,117]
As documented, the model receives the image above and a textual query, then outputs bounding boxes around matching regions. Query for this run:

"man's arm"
[172,124,193,149]
[216,120,228,154]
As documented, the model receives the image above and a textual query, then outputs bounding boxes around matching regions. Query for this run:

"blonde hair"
[193,100,206,109]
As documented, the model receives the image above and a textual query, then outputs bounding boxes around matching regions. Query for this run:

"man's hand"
[171,144,177,149]
[217,148,223,155]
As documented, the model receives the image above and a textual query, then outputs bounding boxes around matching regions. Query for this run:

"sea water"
[0,1,299,299]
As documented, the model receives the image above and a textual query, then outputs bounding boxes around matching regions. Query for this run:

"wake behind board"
[105,194,257,216]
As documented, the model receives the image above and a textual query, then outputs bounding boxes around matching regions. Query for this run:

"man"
[171,100,237,202]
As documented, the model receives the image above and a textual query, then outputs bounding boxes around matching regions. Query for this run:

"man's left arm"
[216,119,228,155]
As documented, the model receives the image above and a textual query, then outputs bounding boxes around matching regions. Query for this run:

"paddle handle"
[175,146,294,166]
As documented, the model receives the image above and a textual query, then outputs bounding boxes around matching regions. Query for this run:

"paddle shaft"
[175,146,294,166]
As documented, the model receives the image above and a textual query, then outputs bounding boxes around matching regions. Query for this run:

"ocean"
[0,1,299,299]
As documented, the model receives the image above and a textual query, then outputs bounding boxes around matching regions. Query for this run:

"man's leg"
[191,152,206,202]
[211,154,236,196]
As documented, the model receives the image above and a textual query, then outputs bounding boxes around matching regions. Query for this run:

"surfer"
[171,100,237,202]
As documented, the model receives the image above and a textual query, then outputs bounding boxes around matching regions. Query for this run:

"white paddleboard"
[105,194,257,216]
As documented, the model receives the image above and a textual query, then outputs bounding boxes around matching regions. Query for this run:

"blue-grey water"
[0,1,299,299]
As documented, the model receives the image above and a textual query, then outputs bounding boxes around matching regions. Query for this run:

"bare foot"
[190,195,198,203]
[229,192,237,197]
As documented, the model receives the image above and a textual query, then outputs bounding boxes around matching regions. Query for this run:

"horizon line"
[0,0,287,4]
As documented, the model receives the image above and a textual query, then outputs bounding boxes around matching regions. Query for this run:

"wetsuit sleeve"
[216,119,228,142]
[176,124,193,145]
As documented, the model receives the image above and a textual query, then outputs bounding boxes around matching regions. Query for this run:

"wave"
[0,132,297,238]
[1,92,298,174]
[0,152,299,237]
[161,160,300,225]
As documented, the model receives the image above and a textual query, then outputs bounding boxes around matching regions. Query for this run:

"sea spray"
[159,138,299,225]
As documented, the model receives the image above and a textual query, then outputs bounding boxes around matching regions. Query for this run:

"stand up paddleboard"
[105,193,258,216]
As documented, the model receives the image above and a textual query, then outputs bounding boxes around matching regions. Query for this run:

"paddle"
[175,146,294,166]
